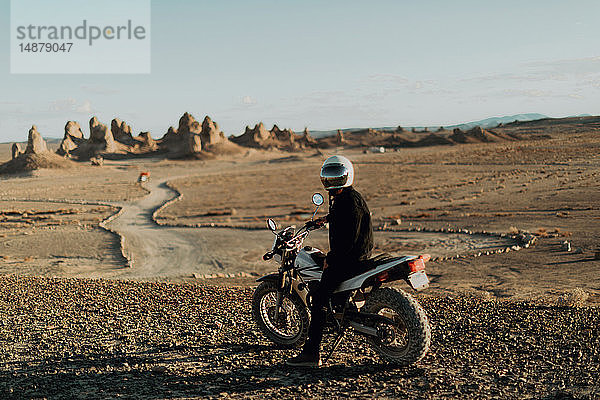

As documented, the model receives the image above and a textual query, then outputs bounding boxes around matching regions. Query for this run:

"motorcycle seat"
[359,253,400,271]
[309,252,400,273]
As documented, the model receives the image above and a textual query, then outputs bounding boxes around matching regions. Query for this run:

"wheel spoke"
[259,291,302,339]
[374,307,409,353]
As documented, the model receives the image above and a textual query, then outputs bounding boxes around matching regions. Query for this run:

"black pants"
[302,263,359,355]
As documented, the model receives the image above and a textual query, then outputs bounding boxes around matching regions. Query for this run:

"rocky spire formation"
[89,117,117,153]
[25,125,48,154]
[11,143,22,159]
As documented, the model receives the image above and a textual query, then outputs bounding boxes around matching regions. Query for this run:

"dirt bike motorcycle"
[252,193,432,366]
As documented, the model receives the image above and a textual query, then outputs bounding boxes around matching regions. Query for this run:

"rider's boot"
[286,349,322,367]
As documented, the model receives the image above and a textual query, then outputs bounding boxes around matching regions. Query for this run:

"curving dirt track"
[103,178,275,279]
[103,176,516,280]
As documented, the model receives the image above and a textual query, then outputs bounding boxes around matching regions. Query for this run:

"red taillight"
[376,271,389,282]
[408,254,430,272]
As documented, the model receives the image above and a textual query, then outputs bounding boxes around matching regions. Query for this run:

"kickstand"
[323,327,347,364]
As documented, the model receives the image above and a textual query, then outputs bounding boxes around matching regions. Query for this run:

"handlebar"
[304,221,321,230]
[277,220,322,248]
[263,219,325,260]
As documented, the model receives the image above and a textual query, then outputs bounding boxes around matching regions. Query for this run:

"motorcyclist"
[287,155,374,367]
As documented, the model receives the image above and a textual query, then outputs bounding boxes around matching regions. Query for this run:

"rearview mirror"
[312,193,324,206]
[267,218,277,232]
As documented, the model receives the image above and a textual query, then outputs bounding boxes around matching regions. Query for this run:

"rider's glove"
[307,218,325,230]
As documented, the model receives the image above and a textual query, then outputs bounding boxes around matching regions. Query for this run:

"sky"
[1,0,599,141]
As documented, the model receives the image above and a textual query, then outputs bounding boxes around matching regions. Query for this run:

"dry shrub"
[552,227,572,237]
[557,288,589,307]
[464,212,485,217]
[534,227,572,237]
[387,213,431,219]
[509,226,520,234]
[412,213,431,219]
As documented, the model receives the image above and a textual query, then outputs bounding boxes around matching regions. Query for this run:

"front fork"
[274,269,310,319]
[274,269,295,320]
[274,270,286,320]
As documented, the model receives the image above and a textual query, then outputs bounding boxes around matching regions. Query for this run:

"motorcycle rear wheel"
[363,287,431,366]
[252,281,310,348]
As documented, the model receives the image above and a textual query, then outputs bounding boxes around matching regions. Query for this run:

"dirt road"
[103,175,516,280]
[103,178,274,279]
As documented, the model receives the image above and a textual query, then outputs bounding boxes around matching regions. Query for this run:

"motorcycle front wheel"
[252,281,310,348]
[363,287,431,366]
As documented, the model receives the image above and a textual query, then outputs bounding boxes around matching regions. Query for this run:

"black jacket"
[325,187,374,269]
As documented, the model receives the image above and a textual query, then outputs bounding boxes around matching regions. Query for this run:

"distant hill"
[444,113,549,130]
[309,113,550,138]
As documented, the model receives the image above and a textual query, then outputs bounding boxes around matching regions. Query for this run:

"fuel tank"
[294,246,325,281]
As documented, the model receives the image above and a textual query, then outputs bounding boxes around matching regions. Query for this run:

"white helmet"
[320,155,354,190]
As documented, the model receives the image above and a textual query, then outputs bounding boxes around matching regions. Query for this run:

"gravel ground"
[0,276,598,399]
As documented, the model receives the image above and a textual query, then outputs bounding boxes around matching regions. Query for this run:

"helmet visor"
[320,164,348,189]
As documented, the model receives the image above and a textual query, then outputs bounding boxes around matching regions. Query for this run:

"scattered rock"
[151,365,167,373]
[557,288,589,307]
[90,156,104,166]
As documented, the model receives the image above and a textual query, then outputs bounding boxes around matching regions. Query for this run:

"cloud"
[81,85,120,95]
[501,89,552,98]
[241,95,257,105]
[76,100,93,114]
[577,76,600,89]
[48,98,94,114]
[49,98,76,112]
[463,56,600,85]
[523,56,600,75]
[461,71,568,84]
[367,74,409,84]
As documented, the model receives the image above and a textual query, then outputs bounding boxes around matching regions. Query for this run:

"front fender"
[256,272,279,283]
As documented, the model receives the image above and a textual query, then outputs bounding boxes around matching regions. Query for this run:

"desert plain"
[0,116,598,398]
